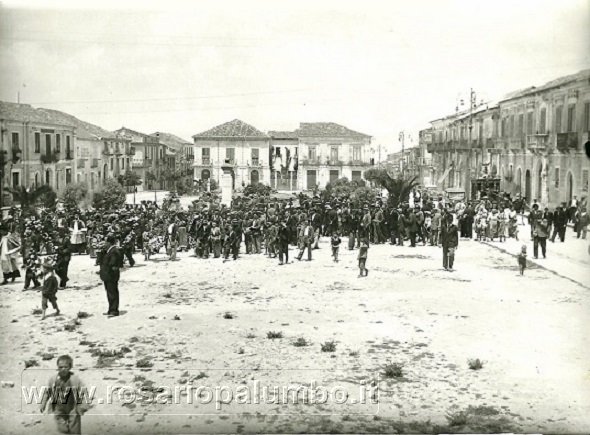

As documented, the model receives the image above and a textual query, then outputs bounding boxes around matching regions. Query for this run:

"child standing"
[358,238,369,277]
[41,259,60,320]
[517,244,527,276]
[23,252,42,290]
[330,233,341,262]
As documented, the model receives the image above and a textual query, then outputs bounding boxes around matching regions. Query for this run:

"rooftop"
[295,122,371,139]
[268,130,299,139]
[193,119,268,139]
[0,101,74,128]
[500,68,590,101]
[150,131,192,150]
[38,108,116,140]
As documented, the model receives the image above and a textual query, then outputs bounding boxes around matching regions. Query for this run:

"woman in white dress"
[0,225,21,284]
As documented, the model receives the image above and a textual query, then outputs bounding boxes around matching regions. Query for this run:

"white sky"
[1,0,589,155]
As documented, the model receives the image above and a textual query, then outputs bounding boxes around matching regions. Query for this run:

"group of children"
[330,233,369,277]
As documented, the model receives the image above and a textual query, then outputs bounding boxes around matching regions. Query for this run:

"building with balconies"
[192,119,271,188]
[496,69,590,208]
[0,102,77,199]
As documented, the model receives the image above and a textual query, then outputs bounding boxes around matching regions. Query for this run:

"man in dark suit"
[100,234,122,317]
[440,212,459,271]
[551,205,568,242]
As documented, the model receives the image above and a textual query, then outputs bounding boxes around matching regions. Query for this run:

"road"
[0,235,589,433]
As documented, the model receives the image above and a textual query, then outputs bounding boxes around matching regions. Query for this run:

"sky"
[1,0,589,156]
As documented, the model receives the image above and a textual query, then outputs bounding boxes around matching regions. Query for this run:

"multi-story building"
[192,119,271,188]
[268,130,299,190]
[41,109,130,192]
[426,69,590,209]
[151,132,193,179]
[294,122,372,190]
[0,102,76,198]
[113,127,170,191]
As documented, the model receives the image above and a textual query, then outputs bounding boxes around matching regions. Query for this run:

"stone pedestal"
[220,165,233,207]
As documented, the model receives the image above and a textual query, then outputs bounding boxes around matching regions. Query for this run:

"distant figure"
[518,244,527,276]
[358,238,369,277]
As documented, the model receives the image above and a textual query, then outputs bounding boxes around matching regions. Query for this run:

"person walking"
[277,220,290,265]
[533,217,549,259]
[296,220,314,261]
[99,234,122,317]
[441,214,459,271]
[55,229,72,289]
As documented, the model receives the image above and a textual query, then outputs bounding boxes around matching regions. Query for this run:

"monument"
[220,162,234,207]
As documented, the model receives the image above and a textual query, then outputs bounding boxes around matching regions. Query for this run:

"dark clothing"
[100,245,121,315]
[41,274,59,310]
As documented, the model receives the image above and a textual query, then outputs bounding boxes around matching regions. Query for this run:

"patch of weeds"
[129,336,139,343]
[321,341,337,352]
[32,308,43,315]
[79,340,93,346]
[192,372,207,381]
[446,410,469,427]
[246,333,256,339]
[163,293,173,299]
[136,357,154,368]
[24,359,38,369]
[223,312,234,319]
[41,353,54,361]
[173,315,181,321]
[77,311,91,319]
[237,348,245,354]
[292,337,309,347]
[266,331,283,339]
[468,358,484,370]
[383,362,404,378]
[349,350,359,357]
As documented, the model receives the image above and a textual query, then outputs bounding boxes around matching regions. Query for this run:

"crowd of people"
[0,188,588,315]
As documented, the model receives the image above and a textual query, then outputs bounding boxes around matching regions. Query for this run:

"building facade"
[192,119,271,188]
[0,102,76,199]
[426,69,590,209]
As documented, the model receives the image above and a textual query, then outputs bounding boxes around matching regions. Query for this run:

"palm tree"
[364,168,419,208]
[8,185,54,217]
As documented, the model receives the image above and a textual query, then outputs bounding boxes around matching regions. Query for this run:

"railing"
[126,147,136,156]
[250,159,260,167]
[65,152,73,160]
[91,158,99,168]
[556,132,578,151]
[327,159,344,166]
[348,159,367,166]
[40,151,59,164]
[76,159,87,169]
[301,159,321,166]
[526,134,548,152]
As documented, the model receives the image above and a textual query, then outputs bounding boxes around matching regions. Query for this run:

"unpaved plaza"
[1,238,589,434]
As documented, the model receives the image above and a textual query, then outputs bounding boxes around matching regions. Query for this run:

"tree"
[364,168,419,207]
[8,185,55,217]
[118,170,142,192]
[92,178,126,210]
[60,182,89,214]
[145,170,157,190]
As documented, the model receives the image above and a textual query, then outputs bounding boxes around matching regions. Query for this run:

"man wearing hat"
[99,234,122,317]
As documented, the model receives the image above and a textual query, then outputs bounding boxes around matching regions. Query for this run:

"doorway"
[306,170,317,190]
[525,169,531,204]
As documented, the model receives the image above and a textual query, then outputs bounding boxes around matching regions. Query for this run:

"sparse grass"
[24,359,38,369]
[163,293,173,299]
[223,312,234,319]
[79,340,93,346]
[468,358,484,370]
[136,357,154,368]
[193,372,207,380]
[246,333,256,339]
[321,341,337,352]
[349,350,359,357]
[292,337,309,347]
[237,348,245,354]
[77,311,91,319]
[383,362,404,378]
[266,331,283,339]
[446,410,469,427]
[41,353,54,360]
[173,315,181,320]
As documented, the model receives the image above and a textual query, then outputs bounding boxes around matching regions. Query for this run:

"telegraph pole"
[399,131,405,177]
[466,88,476,200]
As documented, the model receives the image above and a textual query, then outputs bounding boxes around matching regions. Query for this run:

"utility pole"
[399,131,405,177]
[466,88,476,200]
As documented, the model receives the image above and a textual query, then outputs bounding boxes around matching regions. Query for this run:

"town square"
[1,0,589,434]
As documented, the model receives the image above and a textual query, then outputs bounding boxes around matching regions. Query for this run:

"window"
[66,168,72,185]
[330,145,339,163]
[352,145,361,161]
[251,148,259,165]
[526,112,534,135]
[567,104,575,132]
[159,148,163,160]
[202,147,210,164]
[45,134,51,155]
[56,134,61,152]
[518,113,524,135]
[12,172,19,187]
[582,169,589,192]
[555,106,563,133]
[66,136,71,156]
[11,132,19,149]
[555,168,560,188]
[509,115,515,137]
[584,102,590,132]
[110,158,113,171]
[34,132,40,153]
[122,158,125,170]
[352,170,362,181]
[308,145,317,161]
[329,169,339,183]
[539,108,547,133]
[225,147,235,164]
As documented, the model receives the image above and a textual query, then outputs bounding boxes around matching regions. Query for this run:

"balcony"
[91,158,99,168]
[301,158,321,166]
[327,158,344,166]
[556,132,578,152]
[40,151,59,164]
[348,159,367,166]
[126,147,136,156]
[65,151,73,160]
[76,159,87,169]
[526,134,549,153]
[507,137,525,151]
[249,159,261,167]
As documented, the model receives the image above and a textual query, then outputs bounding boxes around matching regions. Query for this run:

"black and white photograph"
[1,0,589,433]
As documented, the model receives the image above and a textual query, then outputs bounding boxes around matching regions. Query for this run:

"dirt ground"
[1,237,589,434]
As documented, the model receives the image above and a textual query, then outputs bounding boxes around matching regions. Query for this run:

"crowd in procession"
[0,187,588,318]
